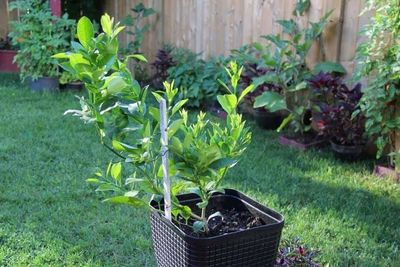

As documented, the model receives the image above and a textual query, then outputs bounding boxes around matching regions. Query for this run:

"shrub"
[8,0,75,81]
[308,72,365,146]
[355,0,400,158]
[152,46,229,108]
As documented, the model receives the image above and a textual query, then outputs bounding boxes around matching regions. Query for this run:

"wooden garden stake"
[160,98,172,221]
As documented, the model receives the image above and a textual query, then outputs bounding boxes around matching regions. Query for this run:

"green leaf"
[69,53,90,68]
[276,19,299,35]
[86,178,100,184]
[313,61,347,75]
[101,14,113,36]
[193,221,205,233]
[107,76,127,94]
[179,205,192,221]
[170,136,183,154]
[288,81,308,92]
[124,190,139,197]
[277,114,293,132]
[252,42,264,51]
[217,94,237,114]
[96,183,118,192]
[294,0,311,16]
[77,16,94,48]
[239,84,254,103]
[197,200,208,209]
[127,54,148,62]
[252,73,277,89]
[111,162,122,182]
[52,53,70,59]
[254,91,287,112]
[168,119,183,138]
[210,158,238,170]
[152,92,162,103]
[149,106,160,122]
[172,99,188,115]
[103,196,146,207]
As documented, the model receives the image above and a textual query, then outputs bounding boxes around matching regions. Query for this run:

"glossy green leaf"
[127,54,148,62]
[107,76,127,94]
[277,114,293,132]
[77,16,94,48]
[168,119,183,138]
[101,14,113,36]
[193,221,205,233]
[103,196,146,207]
[86,178,100,184]
[210,158,238,170]
[254,91,287,112]
[217,94,237,114]
[172,99,188,115]
[239,84,254,103]
[111,162,122,182]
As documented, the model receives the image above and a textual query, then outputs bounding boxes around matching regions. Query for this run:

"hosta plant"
[53,14,252,234]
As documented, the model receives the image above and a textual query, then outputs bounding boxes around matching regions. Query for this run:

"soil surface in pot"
[176,207,265,238]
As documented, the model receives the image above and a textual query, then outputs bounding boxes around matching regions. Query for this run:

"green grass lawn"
[1,73,399,266]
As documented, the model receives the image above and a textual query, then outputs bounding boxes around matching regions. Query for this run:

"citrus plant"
[53,14,252,234]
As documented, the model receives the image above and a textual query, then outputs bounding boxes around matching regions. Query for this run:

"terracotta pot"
[0,50,19,73]
[373,165,400,182]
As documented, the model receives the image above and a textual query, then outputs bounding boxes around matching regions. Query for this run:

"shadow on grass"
[227,129,400,264]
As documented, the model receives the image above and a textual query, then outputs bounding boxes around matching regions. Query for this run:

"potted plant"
[0,36,19,73]
[240,63,284,130]
[252,5,332,150]
[307,72,365,159]
[355,0,400,178]
[8,0,75,91]
[307,72,347,133]
[54,14,284,266]
[59,71,83,91]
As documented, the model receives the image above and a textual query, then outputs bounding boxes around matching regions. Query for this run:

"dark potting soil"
[175,208,265,238]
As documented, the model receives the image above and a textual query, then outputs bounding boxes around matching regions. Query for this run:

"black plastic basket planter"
[150,189,284,267]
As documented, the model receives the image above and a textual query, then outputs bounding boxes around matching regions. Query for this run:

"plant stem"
[201,206,209,233]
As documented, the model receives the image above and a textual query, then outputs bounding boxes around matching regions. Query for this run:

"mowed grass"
[0,73,399,266]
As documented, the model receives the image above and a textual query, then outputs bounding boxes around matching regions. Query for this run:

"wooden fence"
[104,0,370,76]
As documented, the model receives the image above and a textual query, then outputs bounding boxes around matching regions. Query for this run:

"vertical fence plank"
[100,0,370,75]
[0,0,9,39]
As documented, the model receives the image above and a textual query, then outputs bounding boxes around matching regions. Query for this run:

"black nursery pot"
[30,77,59,92]
[253,109,282,130]
[330,140,364,161]
[150,189,284,267]
[60,82,83,91]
